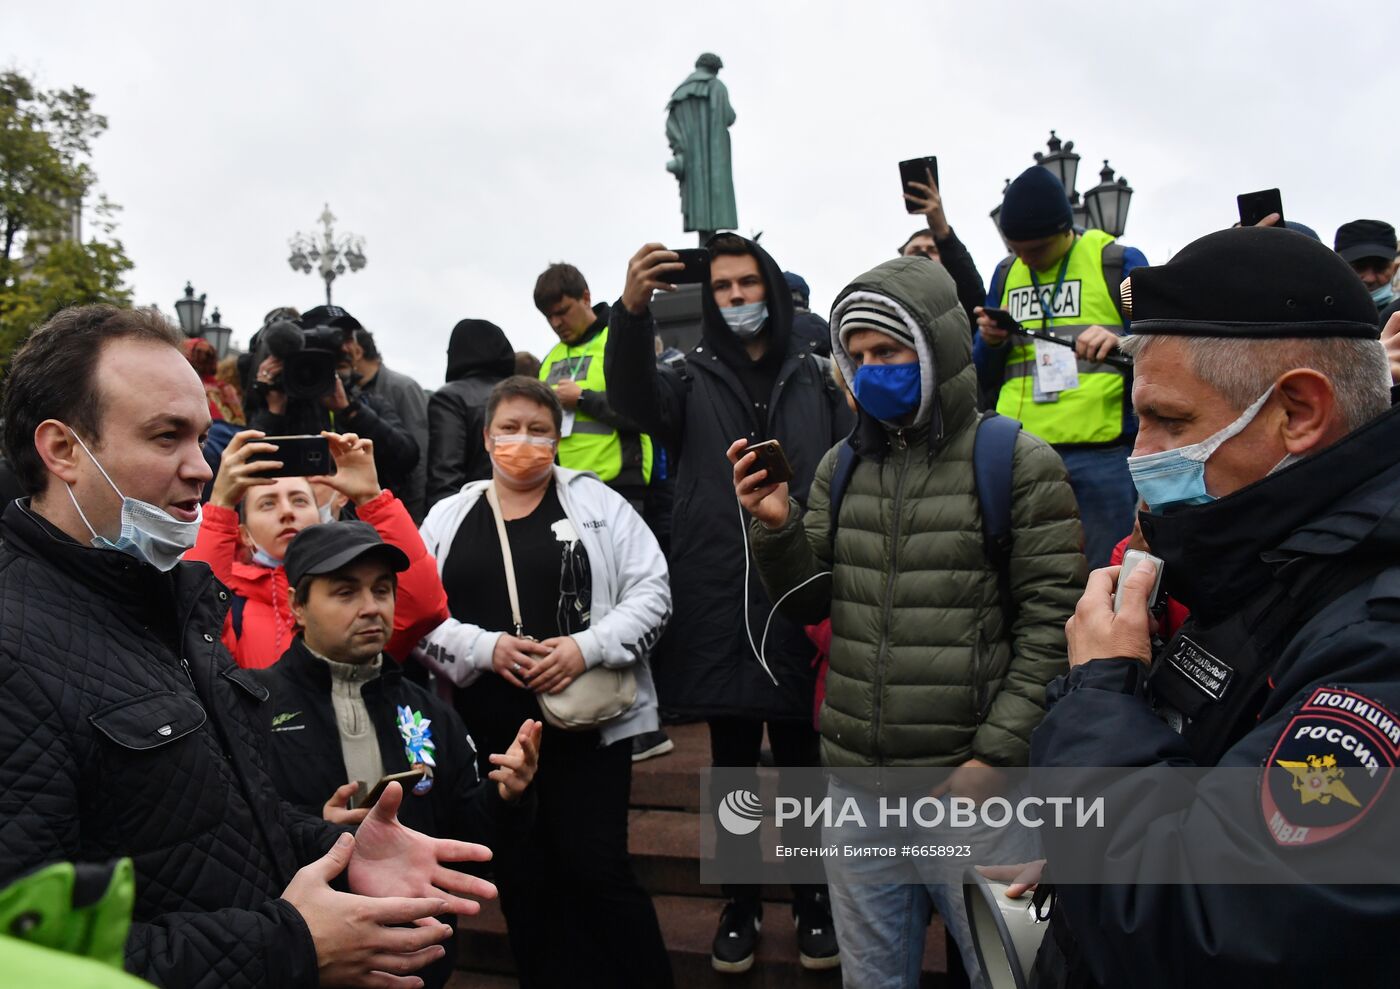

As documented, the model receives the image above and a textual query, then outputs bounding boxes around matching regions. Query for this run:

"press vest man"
[973,165,1148,567]
[534,263,653,508]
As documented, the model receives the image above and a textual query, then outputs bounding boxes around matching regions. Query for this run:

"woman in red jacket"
[186,430,448,669]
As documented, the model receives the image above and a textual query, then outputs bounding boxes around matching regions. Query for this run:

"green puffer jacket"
[750,256,1086,769]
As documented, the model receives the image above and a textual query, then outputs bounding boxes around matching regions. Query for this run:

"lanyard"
[1027,236,1077,330]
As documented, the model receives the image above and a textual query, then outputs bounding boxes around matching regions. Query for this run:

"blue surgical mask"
[63,430,202,572]
[720,301,768,340]
[318,501,337,525]
[851,362,922,423]
[1371,284,1395,309]
[251,546,283,569]
[1127,385,1274,513]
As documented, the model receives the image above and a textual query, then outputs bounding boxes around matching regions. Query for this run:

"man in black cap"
[250,305,420,508]
[1333,218,1400,325]
[972,165,1149,567]
[1020,226,1400,987]
[257,521,541,989]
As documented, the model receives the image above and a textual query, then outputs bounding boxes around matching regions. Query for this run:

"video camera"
[259,305,361,402]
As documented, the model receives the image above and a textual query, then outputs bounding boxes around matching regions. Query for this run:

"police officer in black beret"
[1022,226,1400,987]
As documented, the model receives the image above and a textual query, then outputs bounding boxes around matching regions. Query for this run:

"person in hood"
[186,428,449,669]
[344,327,431,522]
[607,234,854,976]
[534,263,654,510]
[730,255,1084,987]
[427,318,516,509]
[1022,227,1400,988]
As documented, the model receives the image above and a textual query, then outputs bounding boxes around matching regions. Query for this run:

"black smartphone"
[745,439,794,485]
[246,435,337,478]
[899,156,939,213]
[1237,188,1284,228]
[982,307,1022,333]
[356,770,425,809]
[669,248,711,286]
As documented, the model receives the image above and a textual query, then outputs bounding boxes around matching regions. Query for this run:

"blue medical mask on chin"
[851,362,922,423]
[1371,284,1396,309]
[720,301,769,340]
[250,546,283,569]
[1127,385,1276,513]
[63,430,202,572]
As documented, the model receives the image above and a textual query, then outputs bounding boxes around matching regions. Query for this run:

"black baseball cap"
[1334,219,1398,264]
[299,305,363,333]
[284,521,410,588]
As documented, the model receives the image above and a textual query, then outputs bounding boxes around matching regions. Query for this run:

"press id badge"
[560,410,576,438]
[1032,337,1079,400]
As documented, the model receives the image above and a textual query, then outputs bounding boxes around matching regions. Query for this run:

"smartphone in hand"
[745,439,795,485]
[245,435,338,477]
[982,307,1022,333]
[355,770,425,809]
[1237,188,1284,228]
[668,248,711,286]
[899,156,939,214]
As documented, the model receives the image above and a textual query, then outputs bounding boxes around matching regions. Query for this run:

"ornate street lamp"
[1033,130,1080,205]
[1083,160,1134,239]
[204,308,232,360]
[288,204,367,305]
[174,282,206,338]
[988,177,1011,245]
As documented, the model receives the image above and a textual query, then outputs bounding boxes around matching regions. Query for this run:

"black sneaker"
[631,729,675,763]
[711,899,762,974]
[794,891,840,971]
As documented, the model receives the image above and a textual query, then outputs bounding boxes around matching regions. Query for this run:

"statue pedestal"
[650,284,704,353]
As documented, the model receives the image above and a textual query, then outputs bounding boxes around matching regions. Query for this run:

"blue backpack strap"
[230,594,248,641]
[825,439,860,554]
[987,254,1016,309]
[973,412,1022,623]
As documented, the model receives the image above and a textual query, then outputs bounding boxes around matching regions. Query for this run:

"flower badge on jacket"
[396,705,436,795]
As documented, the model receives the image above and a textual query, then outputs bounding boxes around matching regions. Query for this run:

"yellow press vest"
[540,326,654,486]
[994,229,1129,446]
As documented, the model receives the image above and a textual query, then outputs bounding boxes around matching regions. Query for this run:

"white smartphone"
[1114,549,1164,613]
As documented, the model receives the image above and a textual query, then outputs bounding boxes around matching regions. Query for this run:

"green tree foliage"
[0,70,133,362]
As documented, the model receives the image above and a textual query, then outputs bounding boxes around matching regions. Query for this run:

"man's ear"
[287,583,304,627]
[33,419,83,486]
[1275,368,1342,456]
[581,289,592,310]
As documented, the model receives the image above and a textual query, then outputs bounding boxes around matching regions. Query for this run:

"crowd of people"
[0,158,1399,989]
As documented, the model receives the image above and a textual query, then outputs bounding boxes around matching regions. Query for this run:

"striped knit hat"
[837,295,917,351]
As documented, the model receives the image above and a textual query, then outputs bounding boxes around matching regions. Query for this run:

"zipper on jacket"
[870,430,912,764]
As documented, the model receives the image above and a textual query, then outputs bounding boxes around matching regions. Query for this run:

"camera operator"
[249,305,419,501]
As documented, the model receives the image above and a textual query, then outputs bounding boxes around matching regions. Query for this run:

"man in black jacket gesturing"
[0,305,498,989]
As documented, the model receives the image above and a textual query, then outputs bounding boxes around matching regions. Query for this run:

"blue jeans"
[820,778,1036,989]
[1057,445,1137,569]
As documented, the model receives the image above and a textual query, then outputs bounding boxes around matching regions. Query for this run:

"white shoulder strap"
[484,483,525,637]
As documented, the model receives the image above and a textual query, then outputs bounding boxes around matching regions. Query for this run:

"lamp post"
[1082,160,1134,238]
[174,282,205,338]
[287,204,367,305]
[204,308,232,360]
[995,131,1135,240]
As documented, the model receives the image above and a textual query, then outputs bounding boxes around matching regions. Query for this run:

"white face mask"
[720,301,769,340]
[64,430,202,572]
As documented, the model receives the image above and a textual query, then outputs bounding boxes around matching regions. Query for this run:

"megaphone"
[963,867,1050,989]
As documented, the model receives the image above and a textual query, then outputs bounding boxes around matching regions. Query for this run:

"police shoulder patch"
[1261,686,1400,848]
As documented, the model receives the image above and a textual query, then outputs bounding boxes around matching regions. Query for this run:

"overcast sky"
[6,2,1396,387]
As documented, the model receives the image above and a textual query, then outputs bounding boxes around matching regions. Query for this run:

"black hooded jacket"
[0,501,340,989]
[427,319,515,509]
[1030,402,1400,988]
[605,238,854,719]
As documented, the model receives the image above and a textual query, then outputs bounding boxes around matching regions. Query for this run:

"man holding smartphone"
[256,522,540,989]
[606,235,853,975]
[973,165,1150,568]
[899,161,989,338]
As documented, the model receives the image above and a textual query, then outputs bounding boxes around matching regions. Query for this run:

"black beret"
[1127,227,1378,339]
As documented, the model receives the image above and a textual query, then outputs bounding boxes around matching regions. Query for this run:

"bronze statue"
[666,53,738,241]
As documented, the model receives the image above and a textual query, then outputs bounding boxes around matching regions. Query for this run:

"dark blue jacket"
[1031,402,1400,988]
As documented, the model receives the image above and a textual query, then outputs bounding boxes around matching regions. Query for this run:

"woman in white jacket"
[417,376,673,988]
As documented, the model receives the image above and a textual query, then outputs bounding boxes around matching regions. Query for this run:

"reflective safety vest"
[540,325,654,486]
[993,229,1129,446]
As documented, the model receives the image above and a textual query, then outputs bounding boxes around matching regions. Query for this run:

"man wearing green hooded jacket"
[730,255,1086,987]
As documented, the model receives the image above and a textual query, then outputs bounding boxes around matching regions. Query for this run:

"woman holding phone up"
[416,376,673,988]
[185,430,448,669]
